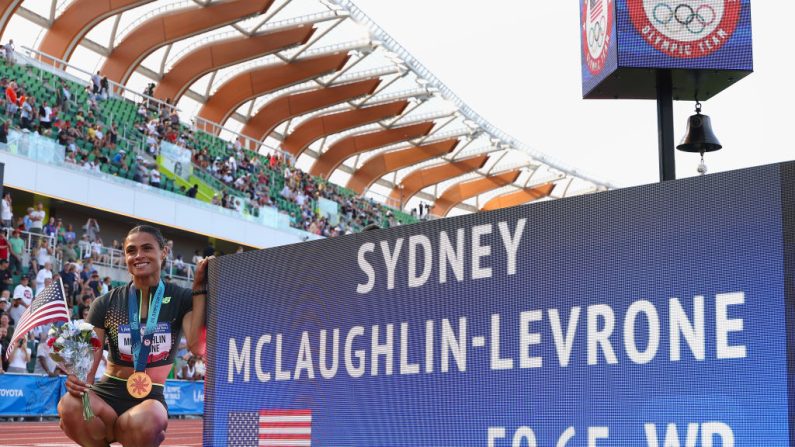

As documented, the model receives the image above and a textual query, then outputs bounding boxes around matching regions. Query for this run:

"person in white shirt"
[20,96,35,131]
[82,160,100,173]
[150,168,161,188]
[91,71,101,94]
[36,277,53,297]
[39,101,53,130]
[1,192,12,228]
[8,293,26,325]
[30,203,46,235]
[12,275,33,307]
[35,239,52,267]
[35,262,53,294]
[34,326,59,376]
[100,276,111,295]
[4,39,15,64]
[7,337,31,374]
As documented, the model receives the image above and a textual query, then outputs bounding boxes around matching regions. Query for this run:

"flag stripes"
[228,409,312,447]
[5,278,70,359]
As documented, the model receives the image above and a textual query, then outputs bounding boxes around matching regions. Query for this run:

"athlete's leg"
[114,399,168,447]
[58,391,118,447]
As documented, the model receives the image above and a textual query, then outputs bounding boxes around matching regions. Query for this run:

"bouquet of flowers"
[48,321,102,420]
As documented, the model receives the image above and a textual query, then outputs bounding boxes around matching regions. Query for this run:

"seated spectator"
[77,293,93,319]
[6,290,23,324]
[0,312,12,330]
[111,149,125,166]
[177,355,201,381]
[101,276,111,295]
[173,254,187,277]
[90,238,104,263]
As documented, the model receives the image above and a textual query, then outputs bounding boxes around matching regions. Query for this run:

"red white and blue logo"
[628,0,742,58]
[582,0,614,74]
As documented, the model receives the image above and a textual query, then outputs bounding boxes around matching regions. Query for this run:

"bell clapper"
[697,152,707,175]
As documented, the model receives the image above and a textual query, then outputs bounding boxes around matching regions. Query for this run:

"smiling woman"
[57,224,211,447]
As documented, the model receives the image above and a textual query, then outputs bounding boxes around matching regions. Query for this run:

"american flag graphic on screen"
[590,0,603,21]
[228,409,312,446]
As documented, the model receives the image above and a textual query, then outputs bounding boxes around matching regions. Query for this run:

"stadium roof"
[1,0,611,216]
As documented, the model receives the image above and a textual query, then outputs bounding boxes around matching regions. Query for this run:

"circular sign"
[582,0,614,74]
[628,0,741,58]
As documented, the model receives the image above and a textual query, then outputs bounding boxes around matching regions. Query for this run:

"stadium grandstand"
[0,0,609,441]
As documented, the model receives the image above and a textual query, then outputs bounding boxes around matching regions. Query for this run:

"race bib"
[118,322,172,363]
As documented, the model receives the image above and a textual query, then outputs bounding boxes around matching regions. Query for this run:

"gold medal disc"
[127,372,153,398]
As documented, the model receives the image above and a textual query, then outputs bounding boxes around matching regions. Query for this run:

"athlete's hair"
[126,224,166,249]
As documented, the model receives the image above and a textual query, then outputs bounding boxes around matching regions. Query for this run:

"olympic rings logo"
[588,19,606,49]
[652,2,716,35]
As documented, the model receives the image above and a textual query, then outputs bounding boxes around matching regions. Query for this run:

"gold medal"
[127,371,153,398]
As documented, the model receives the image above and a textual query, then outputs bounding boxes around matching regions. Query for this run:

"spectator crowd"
[0,52,419,240]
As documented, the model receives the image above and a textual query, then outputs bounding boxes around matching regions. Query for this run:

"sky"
[352,1,794,188]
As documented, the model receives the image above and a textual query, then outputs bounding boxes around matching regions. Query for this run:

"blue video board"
[617,0,753,69]
[206,162,794,446]
[581,0,620,98]
[582,0,753,98]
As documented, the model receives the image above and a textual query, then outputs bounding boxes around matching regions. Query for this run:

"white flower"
[77,322,94,332]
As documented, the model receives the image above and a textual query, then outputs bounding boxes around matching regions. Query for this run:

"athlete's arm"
[185,257,211,356]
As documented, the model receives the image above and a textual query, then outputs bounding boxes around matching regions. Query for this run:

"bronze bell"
[677,111,722,154]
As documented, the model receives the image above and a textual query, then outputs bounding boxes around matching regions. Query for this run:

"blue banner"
[164,380,205,415]
[205,162,794,446]
[0,374,62,416]
[0,374,203,416]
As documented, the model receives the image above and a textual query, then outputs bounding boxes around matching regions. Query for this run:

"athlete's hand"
[65,373,90,397]
[192,256,213,290]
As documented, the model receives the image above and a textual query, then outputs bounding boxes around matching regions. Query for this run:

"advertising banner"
[160,142,193,181]
[206,162,794,446]
[164,380,205,415]
[0,374,62,417]
[0,375,204,416]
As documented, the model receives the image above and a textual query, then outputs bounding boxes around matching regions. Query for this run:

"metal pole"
[656,70,676,181]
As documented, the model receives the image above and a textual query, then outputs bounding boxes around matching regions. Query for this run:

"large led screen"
[581,0,619,97]
[206,162,794,446]
[616,0,753,70]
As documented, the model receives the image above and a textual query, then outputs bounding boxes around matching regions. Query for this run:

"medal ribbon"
[128,281,165,372]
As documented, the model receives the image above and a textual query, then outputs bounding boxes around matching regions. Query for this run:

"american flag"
[228,409,312,447]
[590,0,603,21]
[5,278,70,359]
